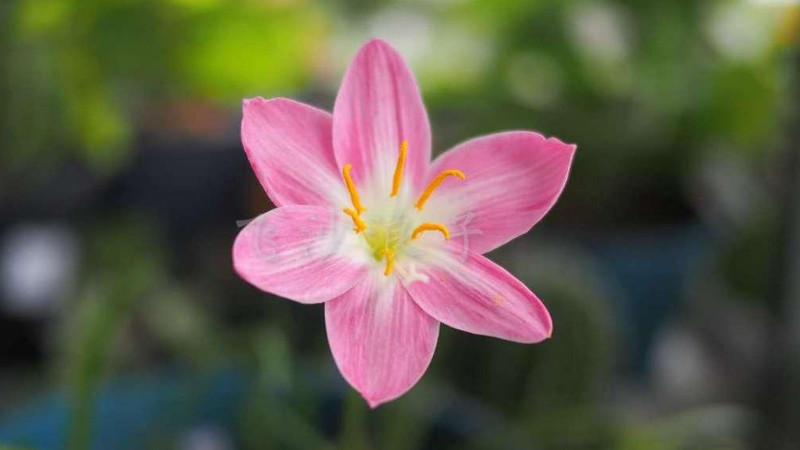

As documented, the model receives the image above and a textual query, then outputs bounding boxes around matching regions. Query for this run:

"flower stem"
[66,290,129,450]
[340,390,370,450]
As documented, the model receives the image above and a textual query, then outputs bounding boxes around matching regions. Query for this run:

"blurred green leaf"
[238,327,333,450]
[62,217,167,450]
[0,444,33,450]
[176,2,328,102]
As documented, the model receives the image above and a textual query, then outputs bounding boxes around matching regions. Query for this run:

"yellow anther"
[411,223,451,241]
[391,141,408,197]
[414,169,466,210]
[342,164,366,215]
[382,248,395,276]
[343,208,367,233]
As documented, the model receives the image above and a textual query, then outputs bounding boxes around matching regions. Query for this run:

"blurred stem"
[756,51,800,450]
[239,328,333,450]
[63,219,162,450]
[241,394,335,450]
[66,290,132,450]
[340,390,369,450]
[379,400,429,450]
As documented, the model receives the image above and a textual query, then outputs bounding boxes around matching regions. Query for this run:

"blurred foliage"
[61,217,166,449]
[1,0,795,192]
[1,0,327,180]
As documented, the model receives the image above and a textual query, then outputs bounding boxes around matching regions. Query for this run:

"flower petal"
[241,97,347,207]
[402,247,552,343]
[325,275,439,408]
[333,39,431,197]
[422,131,575,254]
[233,205,368,303]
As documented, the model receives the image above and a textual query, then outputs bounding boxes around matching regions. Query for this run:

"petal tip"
[560,141,578,156]
[542,310,554,341]
[361,389,402,409]
[243,96,297,112]
[365,396,386,409]
[542,134,577,152]
[355,38,405,64]
[242,97,261,109]
[362,37,396,52]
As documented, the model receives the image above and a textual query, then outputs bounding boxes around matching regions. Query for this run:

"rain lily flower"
[234,39,576,407]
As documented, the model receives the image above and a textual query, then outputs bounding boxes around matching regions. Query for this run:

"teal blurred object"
[0,368,248,450]
[587,224,713,373]
[0,365,512,450]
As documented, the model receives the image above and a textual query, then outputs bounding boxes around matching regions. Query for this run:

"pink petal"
[332,39,431,196]
[402,247,552,343]
[241,97,347,207]
[423,131,575,254]
[233,205,367,304]
[325,276,439,408]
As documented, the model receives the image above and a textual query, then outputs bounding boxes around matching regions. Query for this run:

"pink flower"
[234,39,576,408]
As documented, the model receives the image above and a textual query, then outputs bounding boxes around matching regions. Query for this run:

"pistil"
[382,248,395,275]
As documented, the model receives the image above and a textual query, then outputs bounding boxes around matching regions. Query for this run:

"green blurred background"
[1,0,799,449]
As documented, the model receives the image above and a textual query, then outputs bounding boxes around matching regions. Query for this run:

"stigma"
[340,141,465,276]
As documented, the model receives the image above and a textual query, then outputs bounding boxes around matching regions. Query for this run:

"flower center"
[362,210,412,267]
[340,141,466,276]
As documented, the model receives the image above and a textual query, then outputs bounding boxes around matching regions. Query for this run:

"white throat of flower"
[340,141,466,276]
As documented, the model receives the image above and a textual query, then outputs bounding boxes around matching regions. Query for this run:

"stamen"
[391,141,408,197]
[382,248,395,276]
[342,164,366,215]
[343,208,366,233]
[415,169,466,210]
[411,223,451,241]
